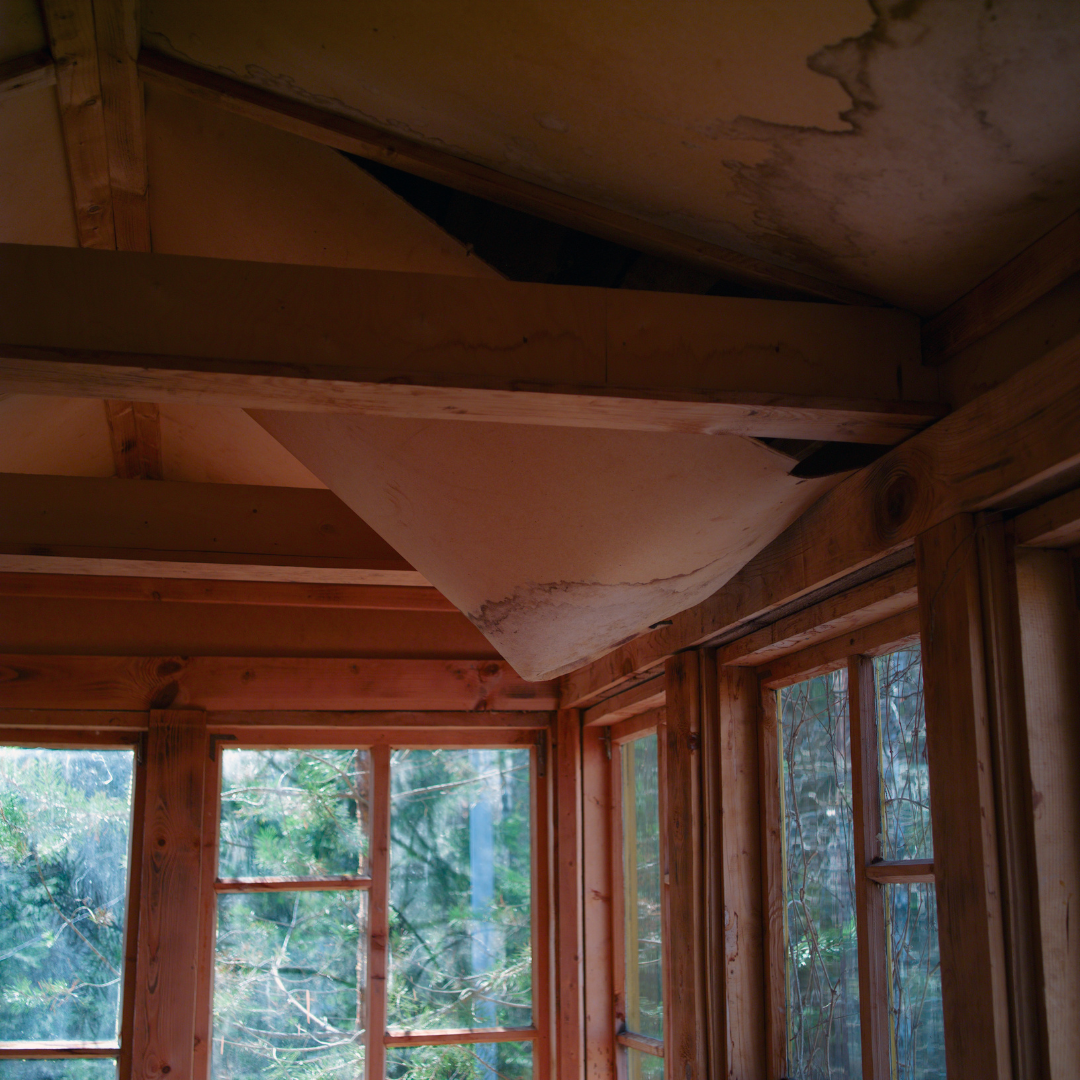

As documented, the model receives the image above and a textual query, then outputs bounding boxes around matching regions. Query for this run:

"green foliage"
[386,1040,532,1080]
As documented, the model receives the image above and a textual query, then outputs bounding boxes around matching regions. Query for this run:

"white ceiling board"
[251,411,835,680]
[0,86,78,247]
[0,396,114,477]
[143,0,1080,312]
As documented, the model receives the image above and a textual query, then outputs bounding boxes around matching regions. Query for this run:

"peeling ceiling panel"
[250,412,835,680]
[144,0,1080,311]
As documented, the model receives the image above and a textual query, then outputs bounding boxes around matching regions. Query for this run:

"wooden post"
[366,744,392,1080]
[1012,546,1080,1080]
[131,709,208,1080]
[662,653,707,1080]
[555,709,586,1080]
[713,663,766,1079]
[915,514,1012,1080]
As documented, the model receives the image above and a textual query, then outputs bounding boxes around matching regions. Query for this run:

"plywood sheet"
[0,395,113,476]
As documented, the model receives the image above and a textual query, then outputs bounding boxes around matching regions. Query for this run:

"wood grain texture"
[758,686,785,1080]
[103,399,162,478]
[0,50,57,99]
[715,664,766,1079]
[383,1027,539,1047]
[581,676,664,727]
[562,327,1080,705]
[0,656,558,711]
[554,710,585,1080]
[924,211,1080,365]
[916,515,1012,1080]
[863,860,935,885]
[662,654,707,1080]
[366,745,391,1080]
[205,711,550,731]
[131,709,207,1080]
[1014,485,1080,548]
[1013,547,1080,1080]
[0,709,147,730]
[135,48,878,305]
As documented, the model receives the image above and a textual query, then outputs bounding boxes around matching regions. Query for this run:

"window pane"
[875,648,933,860]
[0,1062,117,1080]
[625,1047,664,1080]
[887,883,946,1080]
[388,749,532,1031]
[386,1040,531,1080]
[779,670,861,1079]
[212,890,367,1080]
[218,749,370,879]
[0,748,134,1043]
[621,734,662,1041]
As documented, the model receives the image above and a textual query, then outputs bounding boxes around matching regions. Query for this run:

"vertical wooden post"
[131,709,208,1080]
[915,514,1012,1080]
[192,737,223,1080]
[848,655,890,1080]
[533,727,555,1080]
[367,744,392,1080]
[662,653,707,1080]
[1013,546,1080,1080]
[714,663,766,1080]
[582,724,616,1080]
[555,709,585,1080]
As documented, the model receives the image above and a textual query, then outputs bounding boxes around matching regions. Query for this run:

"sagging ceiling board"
[250,411,835,680]
[143,0,1080,313]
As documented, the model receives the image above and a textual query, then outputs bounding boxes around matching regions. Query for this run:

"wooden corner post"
[915,515,1012,1080]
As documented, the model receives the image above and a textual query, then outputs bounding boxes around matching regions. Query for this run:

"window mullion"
[848,654,892,1080]
[367,743,392,1080]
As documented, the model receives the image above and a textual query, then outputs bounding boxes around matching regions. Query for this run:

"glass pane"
[218,749,370,879]
[0,1062,116,1080]
[887,883,946,1080]
[0,748,135,1043]
[386,1040,532,1080]
[778,670,861,1079]
[626,1047,664,1080]
[388,749,532,1031]
[212,890,367,1080]
[621,734,662,1041]
[875,648,933,860]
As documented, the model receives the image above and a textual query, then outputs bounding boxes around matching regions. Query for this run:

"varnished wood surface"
[582,676,664,727]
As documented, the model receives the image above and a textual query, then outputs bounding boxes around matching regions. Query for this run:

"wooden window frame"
[757,612,929,1080]
[0,728,147,1080]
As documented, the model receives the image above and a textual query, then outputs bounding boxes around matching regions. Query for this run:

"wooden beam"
[0,473,424,586]
[916,515,1012,1080]
[581,676,664,727]
[136,48,878,306]
[562,328,1080,705]
[924,211,1080,365]
[1014,485,1080,548]
[103,399,162,479]
[0,656,558,711]
[0,573,454,611]
[383,1028,538,1047]
[0,243,936,442]
[0,51,56,100]
[863,859,935,885]
[205,711,550,731]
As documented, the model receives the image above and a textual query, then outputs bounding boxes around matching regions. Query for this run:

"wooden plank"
[206,711,550,731]
[848,655,890,1080]
[0,656,559,711]
[916,515,1012,1080]
[0,243,934,441]
[383,1027,539,1047]
[554,710,585,1080]
[924,211,1080,365]
[103,399,162,479]
[0,573,453,610]
[0,51,57,99]
[562,327,1080,706]
[615,1032,664,1057]
[0,709,146,730]
[1014,485,1080,548]
[0,473,423,585]
[699,651,724,1080]
[366,744,391,1080]
[581,725,615,1080]
[214,876,372,893]
[136,48,877,306]
[131,709,207,1080]
[662,653,707,1080]
[864,859,935,885]
[582,677,664,727]
[714,664,766,1079]
[715,562,917,667]
[204,728,541,750]
[0,1042,117,1058]
[531,732,554,1080]
[756,608,920,690]
[192,740,221,1080]
[1013,547,1080,1080]
[757,686,786,1080]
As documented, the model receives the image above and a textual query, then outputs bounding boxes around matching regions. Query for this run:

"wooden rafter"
[0,50,56,99]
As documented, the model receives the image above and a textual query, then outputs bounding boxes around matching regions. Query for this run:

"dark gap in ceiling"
[347,153,788,298]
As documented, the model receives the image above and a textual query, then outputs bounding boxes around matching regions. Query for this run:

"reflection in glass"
[875,649,933,861]
[218,749,370,879]
[0,748,134,1043]
[887,883,946,1080]
[621,734,662,1042]
[386,1040,532,1080]
[388,749,532,1032]
[779,671,861,1079]
[0,1061,117,1080]
[212,890,367,1080]
[626,1047,664,1080]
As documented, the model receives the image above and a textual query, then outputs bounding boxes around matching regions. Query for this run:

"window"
[0,740,141,1080]
[200,736,544,1080]
[770,641,945,1080]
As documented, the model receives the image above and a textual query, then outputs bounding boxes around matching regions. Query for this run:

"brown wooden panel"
[0,51,56,98]
[582,677,664,727]
[383,1027,539,1047]
[1014,485,1080,549]
[103,399,162,478]
[758,686,785,1080]
[366,745,391,1080]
